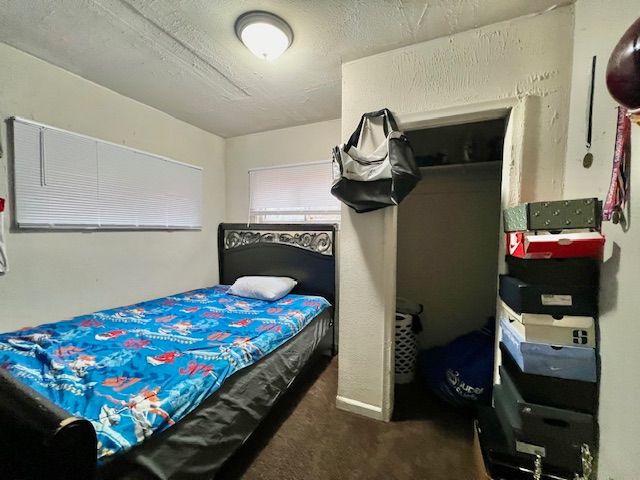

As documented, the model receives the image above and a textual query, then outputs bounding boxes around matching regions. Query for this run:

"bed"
[0,223,337,480]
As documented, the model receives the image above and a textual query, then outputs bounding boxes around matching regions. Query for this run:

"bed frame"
[0,223,337,480]
[218,223,337,305]
[218,222,337,355]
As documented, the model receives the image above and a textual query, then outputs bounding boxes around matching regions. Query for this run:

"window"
[249,162,341,224]
[12,117,203,229]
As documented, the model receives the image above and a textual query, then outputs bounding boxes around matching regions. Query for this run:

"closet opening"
[393,116,508,422]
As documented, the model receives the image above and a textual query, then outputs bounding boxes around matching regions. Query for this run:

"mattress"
[98,307,333,480]
[0,286,330,462]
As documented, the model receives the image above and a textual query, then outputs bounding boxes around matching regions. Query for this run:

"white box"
[498,300,595,347]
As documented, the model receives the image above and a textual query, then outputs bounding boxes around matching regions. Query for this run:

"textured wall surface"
[225,119,341,222]
[0,43,226,331]
[338,5,574,419]
[563,1,640,477]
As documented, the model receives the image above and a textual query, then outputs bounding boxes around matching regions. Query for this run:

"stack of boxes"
[477,198,605,479]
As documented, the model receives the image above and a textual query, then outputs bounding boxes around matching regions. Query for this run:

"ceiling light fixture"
[235,11,293,61]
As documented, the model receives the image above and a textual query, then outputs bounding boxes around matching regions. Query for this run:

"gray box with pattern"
[503,198,601,232]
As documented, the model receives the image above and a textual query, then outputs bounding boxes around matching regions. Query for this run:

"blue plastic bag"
[418,319,495,407]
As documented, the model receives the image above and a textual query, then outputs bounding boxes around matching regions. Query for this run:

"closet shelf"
[419,160,502,173]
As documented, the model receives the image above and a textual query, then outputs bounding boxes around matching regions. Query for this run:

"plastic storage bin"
[499,275,598,317]
[500,318,597,382]
[500,344,597,414]
[498,301,596,347]
[495,366,594,473]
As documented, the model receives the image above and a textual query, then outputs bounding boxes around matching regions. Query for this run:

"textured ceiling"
[0,0,572,137]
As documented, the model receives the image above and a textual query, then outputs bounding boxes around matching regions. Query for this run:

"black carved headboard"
[218,224,337,305]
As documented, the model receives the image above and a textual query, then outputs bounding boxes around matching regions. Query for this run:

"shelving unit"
[476,199,603,480]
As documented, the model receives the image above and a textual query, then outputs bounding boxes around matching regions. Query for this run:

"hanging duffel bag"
[331,108,421,213]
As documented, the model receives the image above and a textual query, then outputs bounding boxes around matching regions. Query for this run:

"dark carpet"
[217,357,476,480]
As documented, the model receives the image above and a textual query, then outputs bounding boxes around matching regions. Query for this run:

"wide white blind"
[249,162,340,223]
[12,118,203,229]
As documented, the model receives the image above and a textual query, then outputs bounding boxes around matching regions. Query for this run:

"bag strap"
[603,106,630,223]
[345,108,400,150]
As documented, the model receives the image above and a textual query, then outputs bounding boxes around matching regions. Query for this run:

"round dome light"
[235,11,293,61]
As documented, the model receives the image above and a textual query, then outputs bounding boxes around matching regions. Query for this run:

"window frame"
[12,117,203,230]
[248,161,341,225]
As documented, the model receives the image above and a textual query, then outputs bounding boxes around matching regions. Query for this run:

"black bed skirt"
[98,308,334,480]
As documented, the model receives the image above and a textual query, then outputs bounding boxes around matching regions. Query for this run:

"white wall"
[338,6,574,420]
[564,1,640,478]
[0,43,226,331]
[224,119,341,222]
[397,165,502,348]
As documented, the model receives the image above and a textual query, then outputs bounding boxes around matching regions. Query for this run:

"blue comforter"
[0,286,329,459]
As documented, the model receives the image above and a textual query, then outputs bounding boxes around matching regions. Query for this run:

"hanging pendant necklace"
[583,56,597,168]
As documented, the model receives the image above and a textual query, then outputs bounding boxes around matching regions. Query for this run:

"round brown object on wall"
[607,17,640,111]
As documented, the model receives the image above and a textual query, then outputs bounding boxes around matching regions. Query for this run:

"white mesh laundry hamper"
[395,312,417,384]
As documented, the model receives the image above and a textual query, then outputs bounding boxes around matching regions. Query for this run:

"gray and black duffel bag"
[331,108,421,213]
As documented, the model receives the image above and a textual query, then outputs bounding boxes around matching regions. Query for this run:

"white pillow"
[227,276,297,302]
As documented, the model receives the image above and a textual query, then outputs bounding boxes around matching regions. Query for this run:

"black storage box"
[499,275,598,317]
[494,368,595,474]
[506,256,599,286]
[500,344,598,414]
[476,407,573,480]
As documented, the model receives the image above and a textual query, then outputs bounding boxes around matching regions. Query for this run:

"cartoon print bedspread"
[0,286,329,460]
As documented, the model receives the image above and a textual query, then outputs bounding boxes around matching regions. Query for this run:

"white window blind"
[12,117,203,229]
[249,162,341,224]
